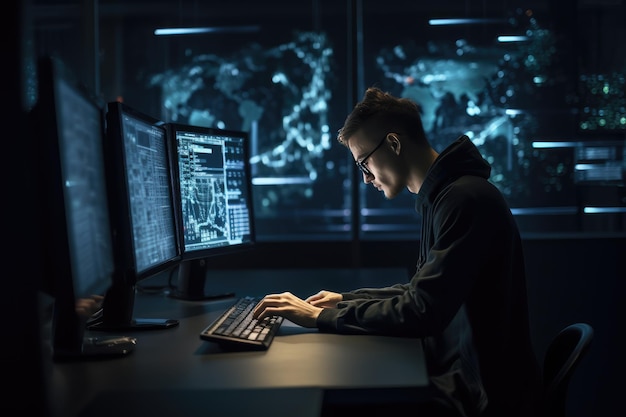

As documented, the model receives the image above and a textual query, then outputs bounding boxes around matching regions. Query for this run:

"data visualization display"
[105,101,181,283]
[120,114,179,273]
[173,126,254,256]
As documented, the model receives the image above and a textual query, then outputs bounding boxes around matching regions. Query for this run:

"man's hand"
[305,290,343,308]
[252,292,323,328]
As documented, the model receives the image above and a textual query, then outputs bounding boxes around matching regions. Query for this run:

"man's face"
[348,132,406,200]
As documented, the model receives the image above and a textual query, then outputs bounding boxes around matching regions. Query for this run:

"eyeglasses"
[355,135,387,177]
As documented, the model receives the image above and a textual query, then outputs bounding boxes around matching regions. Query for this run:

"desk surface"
[43,268,430,417]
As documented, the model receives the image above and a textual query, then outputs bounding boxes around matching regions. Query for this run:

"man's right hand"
[305,290,342,308]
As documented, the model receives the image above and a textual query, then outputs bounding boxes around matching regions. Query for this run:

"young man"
[253,87,544,417]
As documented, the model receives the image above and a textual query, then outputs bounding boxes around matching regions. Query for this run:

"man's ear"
[389,135,401,154]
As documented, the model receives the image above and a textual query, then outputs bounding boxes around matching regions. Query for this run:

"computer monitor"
[167,123,256,300]
[34,55,133,359]
[90,102,181,330]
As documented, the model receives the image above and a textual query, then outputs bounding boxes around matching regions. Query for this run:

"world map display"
[147,12,623,236]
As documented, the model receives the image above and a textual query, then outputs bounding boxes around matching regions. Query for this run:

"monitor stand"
[88,280,179,331]
[53,335,137,362]
[168,258,236,301]
[51,301,137,362]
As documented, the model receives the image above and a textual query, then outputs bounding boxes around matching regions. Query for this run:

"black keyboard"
[199,296,283,351]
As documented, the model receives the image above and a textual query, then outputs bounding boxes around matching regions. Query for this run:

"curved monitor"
[34,56,132,359]
[167,123,255,300]
[91,102,182,330]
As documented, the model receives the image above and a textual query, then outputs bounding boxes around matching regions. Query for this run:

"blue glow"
[252,177,313,185]
[531,142,577,148]
[154,26,259,36]
[428,18,507,26]
[497,36,529,42]
[361,208,417,216]
[575,163,601,170]
[361,224,421,231]
[584,207,626,214]
[510,207,578,215]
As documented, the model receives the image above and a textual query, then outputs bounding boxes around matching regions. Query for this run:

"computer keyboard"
[199,296,283,351]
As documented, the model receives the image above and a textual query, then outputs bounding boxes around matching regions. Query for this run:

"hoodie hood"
[415,135,491,208]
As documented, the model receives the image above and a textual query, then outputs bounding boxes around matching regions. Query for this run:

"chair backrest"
[543,322,594,417]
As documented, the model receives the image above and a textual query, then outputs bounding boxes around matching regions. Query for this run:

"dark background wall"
[523,236,625,417]
[9,0,48,416]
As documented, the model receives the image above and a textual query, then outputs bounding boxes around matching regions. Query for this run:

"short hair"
[337,87,427,147]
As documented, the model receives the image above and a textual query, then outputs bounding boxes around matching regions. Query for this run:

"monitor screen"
[168,123,255,300]
[93,102,181,330]
[34,56,128,359]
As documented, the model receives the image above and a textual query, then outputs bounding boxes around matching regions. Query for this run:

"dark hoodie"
[317,135,543,417]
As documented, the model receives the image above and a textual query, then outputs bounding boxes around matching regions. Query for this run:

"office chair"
[543,322,594,417]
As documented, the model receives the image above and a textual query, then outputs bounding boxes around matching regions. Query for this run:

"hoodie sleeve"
[316,176,504,337]
[341,283,409,300]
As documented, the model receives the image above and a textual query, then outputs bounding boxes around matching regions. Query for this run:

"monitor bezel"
[36,55,114,303]
[166,122,256,301]
[167,122,257,262]
[104,101,183,282]
[34,55,130,359]
[90,101,182,330]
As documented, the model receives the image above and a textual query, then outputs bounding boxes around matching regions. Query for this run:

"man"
[253,87,544,417]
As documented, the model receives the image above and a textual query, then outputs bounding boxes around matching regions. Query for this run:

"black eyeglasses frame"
[355,135,387,176]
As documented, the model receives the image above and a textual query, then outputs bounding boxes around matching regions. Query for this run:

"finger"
[252,299,266,318]
[253,297,275,318]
